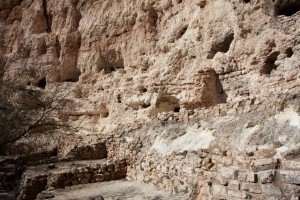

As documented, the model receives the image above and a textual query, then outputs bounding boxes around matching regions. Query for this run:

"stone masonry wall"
[1,0,300,199]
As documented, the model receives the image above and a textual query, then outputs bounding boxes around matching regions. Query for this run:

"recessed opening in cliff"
[207,33,234,59]
[275,1,300,16]
[142,103,151,109]
[97,50,124,74]
[117,94,122,103]
[42,0,52,32]
[139,86,147,93]
[285,47,293,58]
[64,78,79,82]
[260,51,279,75]
[150,93,180,116]
[56,37,61,58]
[37,39,47,55]
[148,7,158,27]
[62,69,81,82]
[174,107,180,112]
[243,0,251,3]
[176,25,188,40]
[37,77,46,89]
[100,104,109,118]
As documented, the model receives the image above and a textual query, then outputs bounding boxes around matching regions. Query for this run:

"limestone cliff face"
[1,0,300,199]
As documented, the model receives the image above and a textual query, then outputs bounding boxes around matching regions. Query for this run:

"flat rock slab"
[24,159,108,178]
[41,180,189,200]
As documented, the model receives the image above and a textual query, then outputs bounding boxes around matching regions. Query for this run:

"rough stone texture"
[1,0,300,199]
[18,159,127,200]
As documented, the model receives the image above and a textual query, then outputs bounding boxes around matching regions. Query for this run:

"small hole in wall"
[243,0,250,3]
[142,103,151,109]
[174,107,180,112]
[101,111,109,118]
[37,77,46,89]
[260,51,280,75]
[100,104,109,118]
[285,47,293,58]
[139,87,147,93]
[176,25,188,40]
[117,94,122,103]
[56,37,61,58]
[148,7,158,27]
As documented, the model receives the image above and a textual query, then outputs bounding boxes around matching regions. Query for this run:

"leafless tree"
[0,61,74,149]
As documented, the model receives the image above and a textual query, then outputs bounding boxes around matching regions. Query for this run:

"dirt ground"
[47,179,189,200]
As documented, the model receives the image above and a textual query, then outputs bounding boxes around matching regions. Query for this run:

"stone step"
[36,180,189,200]
[18,159,127,200]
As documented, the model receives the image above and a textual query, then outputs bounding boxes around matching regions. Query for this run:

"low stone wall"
[18,159,127,200]
[105,94,300,199]
[124,146,300,199]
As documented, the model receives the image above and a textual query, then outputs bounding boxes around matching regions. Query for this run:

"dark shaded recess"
[176,25,188,39]
[174,107,180,112]
[148,7,158,26]
[39,39,47,55]
[0,0,22,19]
[77,32,82,49]
[75,11,82,30]
[117,94,122,103]
[64,78,79,82]
[215,74,228,104]
[37,77,46,89]
[260,51,280,75]
[142,103,151,109]
[150,93,180,116]
[22,176,47,200]
[285,47,293,58]
[56,37,61,58]
[100,104,110,118]
[243,0,251,3]
[101,111,109,118]
[275,0,300,16]
[139,87,147,93]
[207,33,234,59]
[42,0,52,32]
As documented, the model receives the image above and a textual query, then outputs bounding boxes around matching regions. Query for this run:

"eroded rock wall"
[1,0,300,199]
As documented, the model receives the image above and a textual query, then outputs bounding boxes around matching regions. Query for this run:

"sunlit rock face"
[1,0,300,199]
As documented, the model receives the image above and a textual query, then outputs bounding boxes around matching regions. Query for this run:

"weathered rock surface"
[1,0,300,199]
[37,180,189,200]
